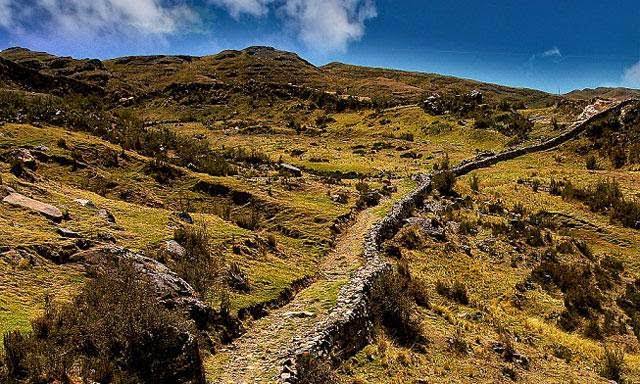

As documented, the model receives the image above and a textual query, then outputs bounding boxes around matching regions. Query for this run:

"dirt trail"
[207,206,384,383]
[209,98,637,384]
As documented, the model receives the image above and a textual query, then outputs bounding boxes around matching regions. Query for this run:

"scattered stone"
[2,192,64,222]
[284,311,315,319]
[228,262,250,292]
[165,240,186,259]
[57,227,80,238]
[96,232,117,243]
[0,185,16,199]
[279,163,302,177]
[176,211,193,224]
[97,208,116,223]
[75,198,96,208]
[6,148,37,170]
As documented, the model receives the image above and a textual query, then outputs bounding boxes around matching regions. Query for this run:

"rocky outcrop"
[423,90,483,116]
[70,246,213,326]
[279,98,638,383]
[2,192,64,222]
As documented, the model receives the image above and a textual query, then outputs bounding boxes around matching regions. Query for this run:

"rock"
[177,211,193,224]
[228,262,250,292]
[165,240,186,259]
[0,185,16,199]
[422,90,483,116]
[70,246,211,324]
[6,148,37,170]
[279,163,302,177]
[2,193,63,222]
[284,311,315,319]
[97,208,116,223]
[57,227,80,238]
[33,145,49,152]
[75,198,96,208]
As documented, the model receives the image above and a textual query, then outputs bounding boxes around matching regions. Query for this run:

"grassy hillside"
[0,46,638,383]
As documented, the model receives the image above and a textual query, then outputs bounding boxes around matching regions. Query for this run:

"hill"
[0,46,639,384]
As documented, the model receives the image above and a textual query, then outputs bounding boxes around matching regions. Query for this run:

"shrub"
[228,262,250,292]
[409,278,430,308]
[549,178,564,196]
[355,180,370,194]
[584,318,604,340]
[600,346,626,383]
[234,207,263,230]
[611,199,640,229]
[398,132,414,142]
[474,114,494,129]
[147,157,182,184]
[586,155,599,170]
[432,170,456,196]
[433,153,450,171]
[469,174,480,192]
[610,147,627,169]
[448,327,470,354]
[3,331,27,379]
[173,221,221,298]
[371,270,423,345]
[2,260,204,383]
[199,154,236,177]
[296,353,339,384]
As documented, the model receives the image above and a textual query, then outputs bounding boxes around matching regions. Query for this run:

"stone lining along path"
[205,195,405,383]
[279,98,638,383]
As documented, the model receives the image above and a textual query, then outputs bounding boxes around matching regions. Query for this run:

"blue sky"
[0,0,638,93]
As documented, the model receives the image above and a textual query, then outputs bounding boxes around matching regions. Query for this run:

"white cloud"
[0,0,197,37]
[208,0,273,18]
[209,0,377,52]
[0,0,377,54]
[541,46,562,58]
[623,61,640,87]
[0,0,13,29]
[281,0,377,52]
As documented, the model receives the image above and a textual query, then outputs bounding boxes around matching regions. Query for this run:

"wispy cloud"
[0,0,377,54]
[209,0,377,52]
[526,46,564,73]
[5,0,197,36]
[541,46,562,59]
[208,0,273,18]
[280,0,377,53]
[623,61,640,87]
[0,0,13,29]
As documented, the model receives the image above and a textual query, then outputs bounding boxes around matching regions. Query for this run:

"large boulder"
[69,246,243,341]
[2,192,64,222]
[70,246,209,322]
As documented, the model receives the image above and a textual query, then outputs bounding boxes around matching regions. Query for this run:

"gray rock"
[177,211,193,224]
[279,163,302,177]
[57,227,81,238]
[75,198,96,208]
[284,311,315,319]
[97,208,116,223]
[2,193,63,222]
[165,240,186,259]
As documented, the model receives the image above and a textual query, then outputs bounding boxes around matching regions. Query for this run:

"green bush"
[586,155,599,170]
[1,260,204,383]
[433,170,456,196]
[173,221,221,298]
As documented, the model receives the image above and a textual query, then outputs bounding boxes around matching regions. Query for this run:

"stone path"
[207,205,386,383]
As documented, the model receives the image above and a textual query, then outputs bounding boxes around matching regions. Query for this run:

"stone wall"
[279,99,637,383]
